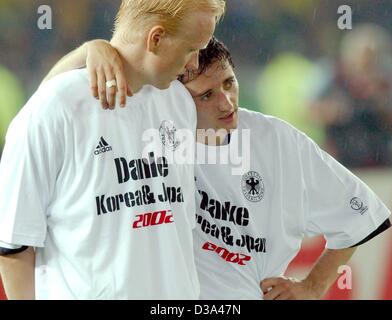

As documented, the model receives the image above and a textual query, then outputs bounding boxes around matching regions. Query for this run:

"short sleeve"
[0,91,64,247]
[300,133,391,249]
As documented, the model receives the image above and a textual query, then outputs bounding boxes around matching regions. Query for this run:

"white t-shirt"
[0,69,199,300]
[194,108,391,300]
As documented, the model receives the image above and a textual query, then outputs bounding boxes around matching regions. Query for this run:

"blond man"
[0,0,225,300]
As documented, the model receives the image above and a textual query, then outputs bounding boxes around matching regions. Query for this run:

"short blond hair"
[113,0,226,41]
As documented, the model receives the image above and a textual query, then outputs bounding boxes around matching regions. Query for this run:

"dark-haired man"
[184,38,390,299]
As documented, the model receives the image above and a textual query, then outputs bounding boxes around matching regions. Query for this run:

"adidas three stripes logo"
[94,137,112,156]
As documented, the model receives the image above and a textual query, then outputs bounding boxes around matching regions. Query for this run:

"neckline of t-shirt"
[196,131,238,149]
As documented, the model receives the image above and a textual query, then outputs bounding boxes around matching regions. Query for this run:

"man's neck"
[110,39,146,94]
[196,130,229,146]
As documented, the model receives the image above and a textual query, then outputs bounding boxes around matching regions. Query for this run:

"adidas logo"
[94,137,113,155]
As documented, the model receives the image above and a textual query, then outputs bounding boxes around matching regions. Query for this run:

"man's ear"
[147,26,166,53]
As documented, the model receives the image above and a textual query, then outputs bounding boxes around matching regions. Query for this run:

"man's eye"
[201,92,212,101]
[224,79,235,90]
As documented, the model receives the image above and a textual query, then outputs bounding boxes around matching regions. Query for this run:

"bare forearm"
[41,42,88,85]
[303,247,356,298]
[0,247,35,300]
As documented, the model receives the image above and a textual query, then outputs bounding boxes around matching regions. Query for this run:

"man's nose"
[218,91,233,112]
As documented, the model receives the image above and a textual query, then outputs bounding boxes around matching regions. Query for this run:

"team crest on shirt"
[241,171,264,202]
[350,197,368,215]
[159,120,181,151]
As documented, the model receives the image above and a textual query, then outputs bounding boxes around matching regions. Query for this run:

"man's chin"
[152,80,173,90]
[212,124,238,136]
[157,84,171,90]
[224,123,238,131]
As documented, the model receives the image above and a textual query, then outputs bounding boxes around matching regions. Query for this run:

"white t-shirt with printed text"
[194,108,391,299]
[0,69,199,300]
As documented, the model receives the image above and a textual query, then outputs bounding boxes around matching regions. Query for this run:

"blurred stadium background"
[1,0,391,299]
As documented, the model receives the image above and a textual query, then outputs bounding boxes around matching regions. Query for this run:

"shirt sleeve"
[299,133,391,249]
[0,90,65,248]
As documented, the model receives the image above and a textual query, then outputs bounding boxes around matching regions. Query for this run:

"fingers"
[115,66,128,108]
[127,84,133,97]
[260,277,281,294]
[275,292,292,300]
[261,277,301,300]
[89,69,99,100]
[101,65,130,109]
[85,40,131,109]
[263,285,286,300]
[105,66,117,110]
[97,68,109,109]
